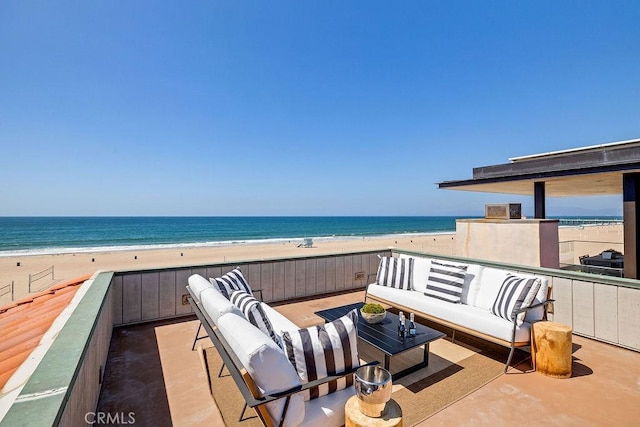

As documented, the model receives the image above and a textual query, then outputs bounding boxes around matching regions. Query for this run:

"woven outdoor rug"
[202,338,526,426]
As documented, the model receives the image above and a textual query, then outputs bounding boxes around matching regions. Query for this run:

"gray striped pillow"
[376,257,413,290]
[491,274,542,326]
[229,290,279,346]
[425,260,467,303]
[282,309,359,401]
[210,268,252,299]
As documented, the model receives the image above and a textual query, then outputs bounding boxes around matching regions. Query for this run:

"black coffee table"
[315,302,446,380]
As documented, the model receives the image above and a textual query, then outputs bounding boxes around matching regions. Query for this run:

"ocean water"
[0,216,463,256]
[0,216,622,256]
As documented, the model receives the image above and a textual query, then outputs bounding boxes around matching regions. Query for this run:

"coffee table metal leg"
[389,344,431,381]
[424,343,429,366]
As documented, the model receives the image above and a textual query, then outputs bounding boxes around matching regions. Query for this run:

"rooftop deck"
[97,290,640,426]
[2,248,639,426]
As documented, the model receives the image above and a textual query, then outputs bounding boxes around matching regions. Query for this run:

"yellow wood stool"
[345,396,402,427]
[531,321,573,378]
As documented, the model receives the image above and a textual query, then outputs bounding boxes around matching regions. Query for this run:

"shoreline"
[0,231,456,258]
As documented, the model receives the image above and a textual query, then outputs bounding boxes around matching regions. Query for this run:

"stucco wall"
[456,219,559,268]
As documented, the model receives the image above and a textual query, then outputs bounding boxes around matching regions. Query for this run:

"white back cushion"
[217,312,305,427]
[461,264,484,306]
[474,267,509,310]
[188,274,213,301]
[230,291,279,345]
[260,302,299,347]
[201,287,243,323]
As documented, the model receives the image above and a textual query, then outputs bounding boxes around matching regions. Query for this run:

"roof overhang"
[439,138,640,197]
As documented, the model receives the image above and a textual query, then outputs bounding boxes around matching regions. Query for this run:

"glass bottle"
[398,311,405,338]
[409,313,416,337]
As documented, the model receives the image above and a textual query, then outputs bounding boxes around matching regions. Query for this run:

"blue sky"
[1,1,638,216]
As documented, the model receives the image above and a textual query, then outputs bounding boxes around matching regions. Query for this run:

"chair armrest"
[297,360,379,394]
[367,273,377,283]
[250,361,379,406]
[514,299,555,315]
[253,288,264,302]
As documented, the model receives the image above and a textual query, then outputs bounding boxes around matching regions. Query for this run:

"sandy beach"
[0,224,623,305]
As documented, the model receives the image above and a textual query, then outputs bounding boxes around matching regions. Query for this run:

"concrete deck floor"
[97,290,640,426]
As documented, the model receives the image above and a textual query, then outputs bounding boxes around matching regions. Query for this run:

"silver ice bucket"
[354,365,392,417]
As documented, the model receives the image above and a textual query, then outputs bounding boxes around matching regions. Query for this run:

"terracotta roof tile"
[0,273,92,392]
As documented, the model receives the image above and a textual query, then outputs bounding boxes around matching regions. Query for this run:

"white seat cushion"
[367,285,458,323]
[453,304,531,343]
[217,312,305,427]
[301,386,355,427]
[188,274,214,301]
[367,284,531,343]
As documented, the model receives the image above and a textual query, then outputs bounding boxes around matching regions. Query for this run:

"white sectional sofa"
[187,274,366,427]
[365,253,552,371]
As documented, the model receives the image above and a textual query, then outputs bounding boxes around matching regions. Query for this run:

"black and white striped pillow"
[209,268,252,299]
[491,274,542,326]
[229,290,279,346]
[282,309,359,401]
[424,260,467,303]
[376,256,413,290]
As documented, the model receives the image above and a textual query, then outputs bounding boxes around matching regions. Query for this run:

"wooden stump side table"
[345,396,402,427]
[531,321,573,378]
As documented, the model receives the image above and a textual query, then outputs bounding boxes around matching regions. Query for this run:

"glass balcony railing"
[559,240,624,277]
